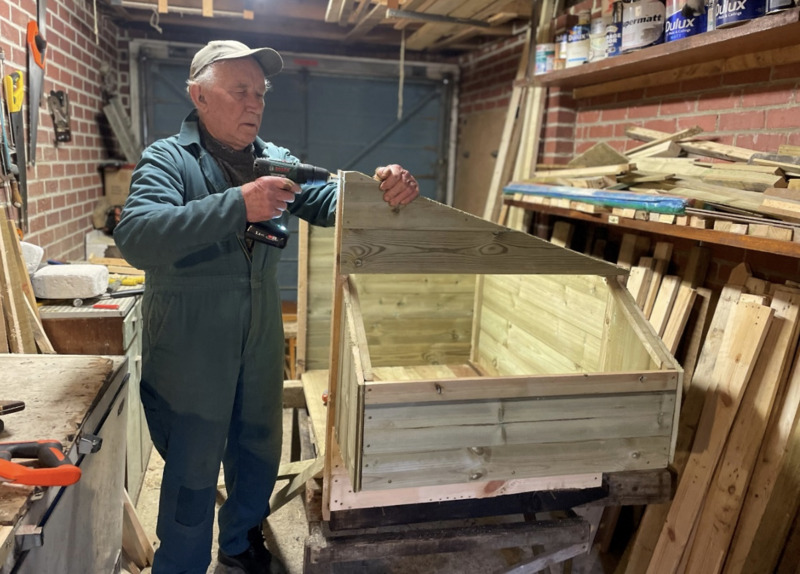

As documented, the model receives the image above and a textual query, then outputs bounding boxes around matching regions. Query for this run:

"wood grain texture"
[647,301,774,574]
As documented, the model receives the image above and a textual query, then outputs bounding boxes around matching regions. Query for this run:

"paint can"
[766,0,794,13]
[566,11,591,68]
[535,43,556,74]
[665,0,708,42]
[589,16,609,62]
[622,0,666,53]
[715,0,766,28]
[554,32,569,70]
[606,1,624,58]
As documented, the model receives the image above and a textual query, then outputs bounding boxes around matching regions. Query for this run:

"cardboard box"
[103,165,135,206]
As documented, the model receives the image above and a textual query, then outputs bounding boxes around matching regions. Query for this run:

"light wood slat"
[626,266,653,309]
[0,214,35,353]
[643,243,674,319]
[625,127,704,156]
[725,317,800,573]
[649,275,681,337]
[685,288,800,573]
[363,370,678,405]
[343,277,372,381]
[569,142,630,168]
[662,284,697,354]
[339,172,623,276]
[360,436,670,491]
[647,301,774,574]
[404,0,497,50]
[327,437,601,511]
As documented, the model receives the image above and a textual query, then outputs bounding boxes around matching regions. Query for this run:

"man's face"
[194,57,266,150]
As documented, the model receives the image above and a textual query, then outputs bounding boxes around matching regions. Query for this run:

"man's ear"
[189,83,205,109]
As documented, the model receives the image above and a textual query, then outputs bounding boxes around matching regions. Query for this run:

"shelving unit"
[535,7,800,98]
[505,198,800,259]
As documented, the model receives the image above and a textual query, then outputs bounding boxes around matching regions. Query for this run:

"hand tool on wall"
[0,439,82,487]
[26,20,47,165]
[3,71,28,231]
[47,90,70,142]
[0,49,22,213]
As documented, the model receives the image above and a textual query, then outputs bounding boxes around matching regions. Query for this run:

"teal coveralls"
[114,111,337,574]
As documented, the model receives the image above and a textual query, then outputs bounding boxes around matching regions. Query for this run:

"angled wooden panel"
[338,171,626,276]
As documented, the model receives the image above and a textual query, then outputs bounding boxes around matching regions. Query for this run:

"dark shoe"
[218,526,286,574]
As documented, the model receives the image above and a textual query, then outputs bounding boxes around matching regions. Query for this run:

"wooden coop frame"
[296,171,683,519]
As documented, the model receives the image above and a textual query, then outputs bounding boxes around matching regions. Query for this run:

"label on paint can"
[535,43,556,74]
[665,0,708,41]
[566,14,591,68]
[715,0,766,28]
[606,1,624,57]
[622,0,666,53]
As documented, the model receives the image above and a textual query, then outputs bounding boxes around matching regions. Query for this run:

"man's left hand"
[374,164,419,207]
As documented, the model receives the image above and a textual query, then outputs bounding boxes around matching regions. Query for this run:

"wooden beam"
[684,288,800,573]
[647,301,774,574]
[346,4,386,40]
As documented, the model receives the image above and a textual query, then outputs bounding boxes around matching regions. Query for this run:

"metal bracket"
[15,524,43,552]
[77,433,102,455]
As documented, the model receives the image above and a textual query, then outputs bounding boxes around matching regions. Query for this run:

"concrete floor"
[134,409,611,574]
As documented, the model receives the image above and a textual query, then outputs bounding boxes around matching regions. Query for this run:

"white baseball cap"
[190,40,283,79]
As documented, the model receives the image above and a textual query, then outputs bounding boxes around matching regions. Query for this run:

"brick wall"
[457,13,800,287]
[2,0,125,261]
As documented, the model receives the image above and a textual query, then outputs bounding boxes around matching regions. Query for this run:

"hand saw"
[3,71,27,231]
[26,20,47,166]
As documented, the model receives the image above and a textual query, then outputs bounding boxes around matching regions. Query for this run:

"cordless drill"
[245,158,332,249]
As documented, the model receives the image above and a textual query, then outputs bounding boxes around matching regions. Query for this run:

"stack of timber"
[614,262,800,574]
[0,211,53,354]
[505,128,800,243]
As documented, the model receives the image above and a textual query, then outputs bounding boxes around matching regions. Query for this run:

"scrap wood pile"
[504,126,800,242]
[544,202,800,572]
[608,261,800,574]
[0,211,52,354]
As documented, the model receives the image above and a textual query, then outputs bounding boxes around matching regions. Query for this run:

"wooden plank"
[530,163,636,182]
[646,301,774,574]
[550,221,573,248]
[713,220,749,235]
[483,26,532,224]
[725,328,800,573]
[649,275,681,337]
[622,279,743,574]
[625,126,703,155]
[661,283,697,354]
[748,223,794,242]
[683,244,711,289]
[201,0,213,17]
[643,243,674,319]
[363,370,678,405]
[0,214,35,353]
[568,142,630,168]
[684,288,800,573]
[122,488,154,568]
[339,172,624,277]
[270,456,325,513]
[627,140,682,159]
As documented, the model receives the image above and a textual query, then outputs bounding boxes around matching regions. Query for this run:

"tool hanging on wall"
[47,90,71,143]
[3,71,28,232]
[26,20,47,165]
[0,50,22,213]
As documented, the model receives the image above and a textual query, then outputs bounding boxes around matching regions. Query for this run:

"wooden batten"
[338,171,625,276]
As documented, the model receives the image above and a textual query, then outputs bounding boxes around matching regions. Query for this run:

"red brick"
[772,62,800,82]
[741,86,793,108]
[697,91,740,111]
[677,113,717,133]
[766,108,800,130]
[588,124,615,139]
[576,109,601,124]
[660,97,697,117]
[735,133,787,153]
[681,75,723,93]
[601,107,628,122]
[718,110,765,131]
[723,69,771,86]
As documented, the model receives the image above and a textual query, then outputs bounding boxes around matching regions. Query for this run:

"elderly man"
[114,40,419,574]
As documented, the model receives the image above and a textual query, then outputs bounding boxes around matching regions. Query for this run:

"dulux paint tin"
[622,0,667,53]
[665,0,708,41]
[715,0,766,28]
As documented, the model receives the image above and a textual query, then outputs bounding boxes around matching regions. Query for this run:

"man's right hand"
[241,176,300,221]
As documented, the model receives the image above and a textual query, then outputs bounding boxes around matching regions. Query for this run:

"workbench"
[0,354,129,573]
[39,295,151,502]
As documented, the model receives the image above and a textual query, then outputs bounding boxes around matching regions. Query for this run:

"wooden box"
[299,172,681,511]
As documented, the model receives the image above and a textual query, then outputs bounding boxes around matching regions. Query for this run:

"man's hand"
[374,164,419,207]
[241,176,300,221]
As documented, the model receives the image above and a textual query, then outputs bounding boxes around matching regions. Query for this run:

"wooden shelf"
[535,8,800,94]
[506,199,800,259]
